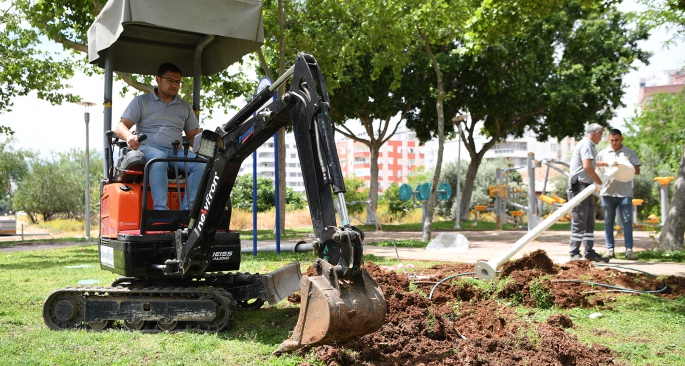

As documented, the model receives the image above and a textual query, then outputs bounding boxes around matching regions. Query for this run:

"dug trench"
[288,250,685,365]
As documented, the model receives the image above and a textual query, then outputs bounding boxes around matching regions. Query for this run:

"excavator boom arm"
[163,54,385,354]
[168,53,355,277]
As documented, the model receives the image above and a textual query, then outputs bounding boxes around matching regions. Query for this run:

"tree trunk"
[658,144,685,251]
[336,114,401,212]
[459,154,485,220]
[421,37,444,242]
[369,144,380,207]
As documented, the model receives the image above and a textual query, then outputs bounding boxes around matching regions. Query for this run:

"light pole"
[452,114,468,229]
[77,101,97,240]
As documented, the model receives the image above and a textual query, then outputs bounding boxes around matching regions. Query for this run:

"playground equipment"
[399,182,452,231]
[471,204,494,226]
[475,160,635,280]
[654,177,675,226]
[478,153,545,231]
[509,210,525,229]
[481,152,572,232]
[631,199,644,225]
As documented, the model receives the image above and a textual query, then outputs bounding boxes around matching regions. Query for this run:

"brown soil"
[293,249,685,366]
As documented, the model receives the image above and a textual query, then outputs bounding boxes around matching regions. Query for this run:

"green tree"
[341,176,368,217]
[230,174,303,212]
[0,137,33,208]
[351,0,610,241]
[379,182,414,221]
[11,148,102,223]
[4,0,253,119]
[0,3,79,134]
[636,0,685,251]
[231,175,276,213]
[259,0,426,211]
[626,89,685,251]
[630,144,673,218]
[285,188,305,211]
[638,0,685,45]
[407,4,649,221]
[627,90,685,174]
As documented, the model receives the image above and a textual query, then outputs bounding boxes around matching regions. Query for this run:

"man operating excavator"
[114,62,205,210]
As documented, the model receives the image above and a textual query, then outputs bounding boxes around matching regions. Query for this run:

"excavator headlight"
[194,130,221,158]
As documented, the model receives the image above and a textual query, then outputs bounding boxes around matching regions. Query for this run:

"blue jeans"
[602,196,633,250]
[138,145,206,210]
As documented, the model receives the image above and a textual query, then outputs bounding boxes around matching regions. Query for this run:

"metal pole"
[454,123,462,229]
[274,133,280,254]
[85,113,90,240]
[78,101,96,240]
[660,184,669,226]
[495,168,503,231]
[526,152,541,230]
[103,51,113,179]
[253,151,258,256]
[422,201,428,232]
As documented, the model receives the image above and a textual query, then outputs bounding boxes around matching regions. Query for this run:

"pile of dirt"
[295,249,685,366]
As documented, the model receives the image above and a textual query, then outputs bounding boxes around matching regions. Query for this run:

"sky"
[0,2,682,158]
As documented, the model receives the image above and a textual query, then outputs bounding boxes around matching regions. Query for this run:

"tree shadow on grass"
[0,246,99,271]
[217,305,301,348]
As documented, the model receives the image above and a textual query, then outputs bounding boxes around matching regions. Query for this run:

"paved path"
[2,229,683,277]
[361,230,685,277]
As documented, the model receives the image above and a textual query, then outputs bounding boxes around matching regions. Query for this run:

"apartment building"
[637,68,685,106]
[236,134,305,193]
[336,129,427,192]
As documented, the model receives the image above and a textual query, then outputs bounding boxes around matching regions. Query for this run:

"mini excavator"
[42,52,386,352]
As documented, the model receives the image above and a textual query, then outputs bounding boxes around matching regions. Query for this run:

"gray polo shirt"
[597,145,642,197]
[122,89,199,148]
[569,137,597,185]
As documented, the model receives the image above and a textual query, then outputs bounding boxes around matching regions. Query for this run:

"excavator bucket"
[275,264,386,354]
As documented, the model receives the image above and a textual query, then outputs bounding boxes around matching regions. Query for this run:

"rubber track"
[43,285,236,333]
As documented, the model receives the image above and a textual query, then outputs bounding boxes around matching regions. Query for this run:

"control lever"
[171,140,183,209]
[182,140,191,209]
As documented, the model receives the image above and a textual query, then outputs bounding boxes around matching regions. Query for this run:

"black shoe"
[570,253,582,260]
[585,252,609,263]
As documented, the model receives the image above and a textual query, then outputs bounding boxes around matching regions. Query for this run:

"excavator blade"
[275,267,386,354]
[261,262,302,305]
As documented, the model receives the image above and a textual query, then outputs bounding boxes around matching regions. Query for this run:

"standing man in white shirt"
[597,129,642,260]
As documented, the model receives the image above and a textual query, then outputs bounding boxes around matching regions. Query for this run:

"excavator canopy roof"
[87,0,264,76]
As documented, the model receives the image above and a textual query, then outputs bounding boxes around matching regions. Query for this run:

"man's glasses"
[159,76,182,85]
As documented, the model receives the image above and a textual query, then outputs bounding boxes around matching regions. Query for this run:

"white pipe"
[475,165,621,280]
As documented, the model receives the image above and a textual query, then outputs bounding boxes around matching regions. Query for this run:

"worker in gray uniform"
[568,123,610,262]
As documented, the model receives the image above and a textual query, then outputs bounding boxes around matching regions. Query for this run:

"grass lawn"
[1,245,684,365]
[0,245,401,365]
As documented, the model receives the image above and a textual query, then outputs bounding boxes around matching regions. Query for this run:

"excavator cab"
[43,0,385,353]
